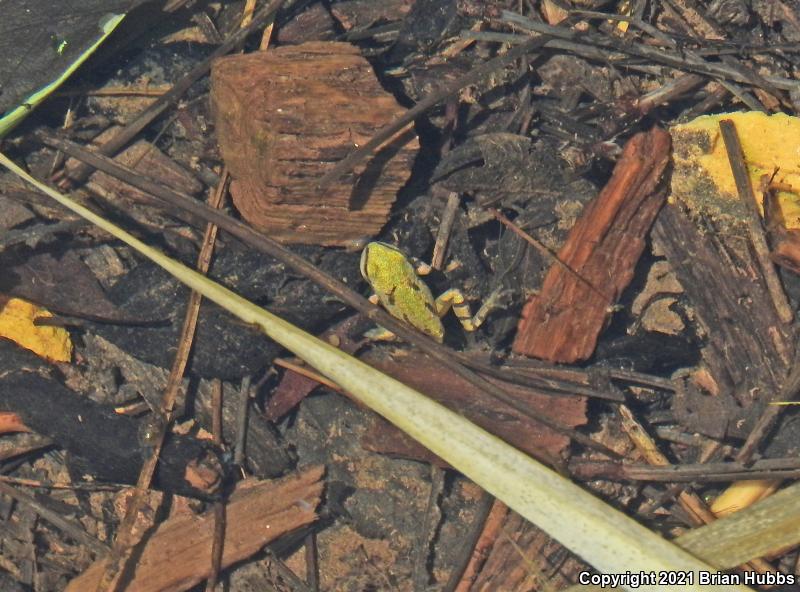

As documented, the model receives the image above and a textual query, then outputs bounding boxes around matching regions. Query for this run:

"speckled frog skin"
[360,242,445,341]
[360,241,498,343]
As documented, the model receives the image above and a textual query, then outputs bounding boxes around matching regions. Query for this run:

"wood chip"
[65,466,325,592]
[513,128,671,363]
[211,41,419,245]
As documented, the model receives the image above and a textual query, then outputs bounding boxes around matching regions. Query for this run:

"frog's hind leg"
[434,289,479,331]
[435,288,508,332]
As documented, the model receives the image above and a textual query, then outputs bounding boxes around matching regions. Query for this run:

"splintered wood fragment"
[0,411,29,434]
[512,128,671,363]
[452,499,508,592]
[65,126,204,201]
[770,229,800,274]
[65,467,324,592]
[211,41,418,245]
[330,0,413,31]
[470,511,587,591]
[653,204,792,439]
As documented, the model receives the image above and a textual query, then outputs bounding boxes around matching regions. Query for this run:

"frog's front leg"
[365,294,398,341]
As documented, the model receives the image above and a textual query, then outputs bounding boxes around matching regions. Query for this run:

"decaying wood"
[770,229,800,275]
[65,466,325,592]
[330,0,413,31]
[211,41,418,245]
[274,2,336,44]
[452,500,507,592]
[513,128,671,362]
[470,511,586,591]
[652,203,792,439]
[0,412,28,434]
[0,356,218,498]
[359,351,587,465]
[65,127,203,202]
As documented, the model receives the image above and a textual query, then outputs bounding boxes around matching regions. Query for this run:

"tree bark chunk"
[653,203,792,438]
[211,41,419,245]
[512,128,671,362]
[65,467,324,592]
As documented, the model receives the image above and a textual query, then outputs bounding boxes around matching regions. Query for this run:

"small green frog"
[360,241,500,343]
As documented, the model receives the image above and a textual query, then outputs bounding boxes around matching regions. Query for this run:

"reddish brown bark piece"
[453,500,508,592]
[360,351,587,464]
[470,511,588,591]
[66,466,324,592]
[0,411,28,434]
[211,42,419,245]
[330,0,414,31]
[771,228,800,275]
[512,128,671,362]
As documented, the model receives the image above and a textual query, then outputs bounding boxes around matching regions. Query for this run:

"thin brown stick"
[431,191,460,271]
[569,456,800,481]
[412,466,445,590]
[273,358,341,391]
[210,379,223,446]
[99,172,230,592]
[233,376,252,470]
[718,119,793,324]
[205,502,226,591]
[54,86,171,97]
[205,377,226,591]
[304,532,319,592]
[0,475,122,492]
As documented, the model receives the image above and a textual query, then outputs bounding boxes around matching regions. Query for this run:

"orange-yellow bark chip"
[671,111,800,230]
[0,298,72,362]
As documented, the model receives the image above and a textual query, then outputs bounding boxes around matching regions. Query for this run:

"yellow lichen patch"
[671,111,800,230]
[0,297,72,362]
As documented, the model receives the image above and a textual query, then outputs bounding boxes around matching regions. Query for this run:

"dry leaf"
[0,297,72,362]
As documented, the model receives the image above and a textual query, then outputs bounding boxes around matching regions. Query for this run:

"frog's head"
[360,241,407,285]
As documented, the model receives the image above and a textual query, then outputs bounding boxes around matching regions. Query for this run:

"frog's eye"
[359,245,372,280]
